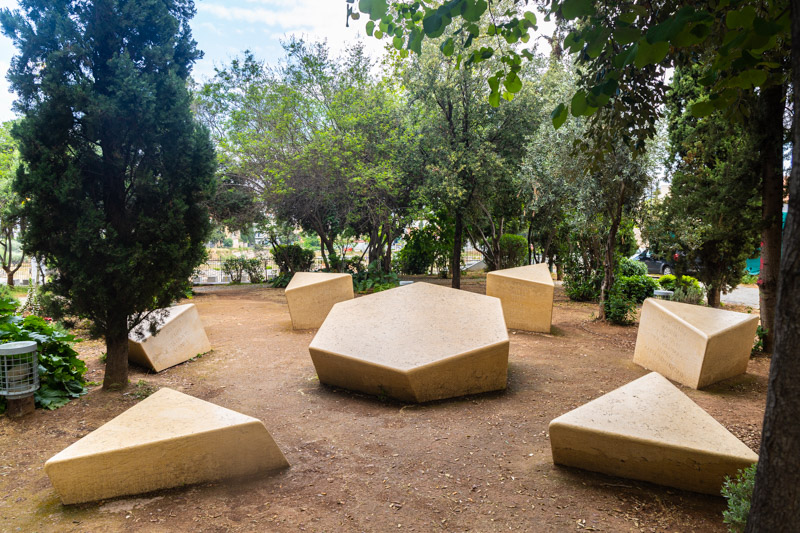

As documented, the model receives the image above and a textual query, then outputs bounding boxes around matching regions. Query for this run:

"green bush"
[740,273,758,285]
[617,256,648,277]
[615,274,658,304]
[272,244,314,274]
[327,252,364,274]
[495,234,528,270]
[353,260,399,293]
[721,463,756,532]
[658,274,702,292]
[268,272,293,289]
[752,325,767,354]
[564,271,602,302]
[604,289,637,325]
[222,257,247,284]
[243,258,265,283]
[0,296,87,413]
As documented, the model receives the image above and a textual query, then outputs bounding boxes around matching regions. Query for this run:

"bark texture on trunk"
[756,85,785,353]
[102,322,130,390]
[746,10,800,528]
[706,286,721,308]
[451,211,463,289]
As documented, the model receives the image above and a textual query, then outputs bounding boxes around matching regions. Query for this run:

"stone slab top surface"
[310,282,508,371]
[286,272,353,292]
[47,388,261,461]
[645,298,759,339]
[551,372,757,459]
[487,264,554,285]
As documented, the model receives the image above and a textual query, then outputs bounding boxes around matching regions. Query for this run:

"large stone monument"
[633,298,759,389]
[485,263,554,332]
[44,388,289,504]
[309,282,509,402]
[285,272,354,329]
[549,372,757,494]
[128,304,212,372]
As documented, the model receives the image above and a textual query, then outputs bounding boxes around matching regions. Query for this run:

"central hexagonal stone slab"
[309,283,509,402]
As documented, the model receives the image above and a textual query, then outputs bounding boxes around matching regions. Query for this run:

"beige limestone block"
[285,272,355,329]
[128,304,212,372]
[486,264,554,332]
[309,282,509,402]
[633,298,759,389]
[549,372,757,494]
[44,388,289,504]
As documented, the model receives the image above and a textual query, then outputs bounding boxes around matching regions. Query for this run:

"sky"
[0,0,392,123]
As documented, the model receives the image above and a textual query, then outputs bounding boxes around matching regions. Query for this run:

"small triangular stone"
[486,264,554,332]
[285,272,354,329]
[45,388,289,504]
[549,372,757,494]
[128,304,212,372]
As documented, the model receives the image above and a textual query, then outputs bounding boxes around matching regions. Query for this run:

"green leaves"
[570,90,596,117]
[440,37,455,56]
[551,103,568,129]
[560,0,594,20]
[634,40,669,68]
[358,0,389,21]
[366,20,375,37]
[461,0,487,23]
[726,6,756,30]
[503,71,522,93]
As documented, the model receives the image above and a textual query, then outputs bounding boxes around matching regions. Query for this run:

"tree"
[1,0,216,390]
[646,66,762,307]
[353,0,798,526]
[0,121,26,286]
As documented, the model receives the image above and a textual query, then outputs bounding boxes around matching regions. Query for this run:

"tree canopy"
[0,0,216,389]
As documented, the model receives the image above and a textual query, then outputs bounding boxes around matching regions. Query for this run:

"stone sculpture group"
[42,263,758,507]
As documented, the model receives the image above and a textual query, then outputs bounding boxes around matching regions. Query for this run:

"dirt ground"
[0,277,769,532]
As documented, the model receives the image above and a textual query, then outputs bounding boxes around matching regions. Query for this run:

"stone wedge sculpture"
[128,304,211,372]
[44,388,289,504]
[549,372,757,494]
[285,272,354,329]
[309,282,509,402]
[486,264,554,332]
[633,298,759,389]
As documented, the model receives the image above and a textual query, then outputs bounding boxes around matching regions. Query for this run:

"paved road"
[721,286,760,308]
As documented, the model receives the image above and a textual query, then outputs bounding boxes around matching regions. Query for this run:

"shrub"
[564,271,602,302]
[353,260,399,293]
[604,289,637,325]
[658,274,677,290]
[495,234,528,270]
[752,325,767,354]
[272,244,314,273]
[721,463,756,532]
[327,252,364,274]
[268,272,293,289]
[617,256,648,277]
[395,229,437,274]
[740,273,758,285]
[222,257,247,284]
[615,274,658,304]
[0,296,87,413]
[243,258,265,283]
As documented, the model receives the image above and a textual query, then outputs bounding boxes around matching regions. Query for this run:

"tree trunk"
[451,211,463,289]
[5,271,13,287]
[526,218,534,265]
[103,320,129,390]
[706,285,721,308]
[556,262,563,281]
[745,11,800,528]
[756,84,785,353]
[599,202,624,320]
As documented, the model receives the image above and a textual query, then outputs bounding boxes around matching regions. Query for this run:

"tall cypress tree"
[0,0,215,389]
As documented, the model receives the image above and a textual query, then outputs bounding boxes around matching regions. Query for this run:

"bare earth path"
[0,279,768,532]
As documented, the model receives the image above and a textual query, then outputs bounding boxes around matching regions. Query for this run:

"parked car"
[630,249,674,276]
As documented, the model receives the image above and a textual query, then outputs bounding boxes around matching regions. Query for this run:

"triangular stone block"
[549,372,757,494]
[285,272,354,329]
[128,304,212,372]
[44,388,289,504]
[309,283,509,402]
[486,264,554,332]
[633,298,759,388]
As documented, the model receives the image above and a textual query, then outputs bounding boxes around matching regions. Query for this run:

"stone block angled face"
[633,298,759,389]
[549,372,757,494]
[44,388,289,504]
[486,264,554,332]
[128,304,212,372]
[309,282,509,403]
[285,272,355,329]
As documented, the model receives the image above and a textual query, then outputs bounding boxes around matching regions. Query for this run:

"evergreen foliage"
[0,0,216,389]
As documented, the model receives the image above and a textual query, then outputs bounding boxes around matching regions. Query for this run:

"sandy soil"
[0,277,769,532]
